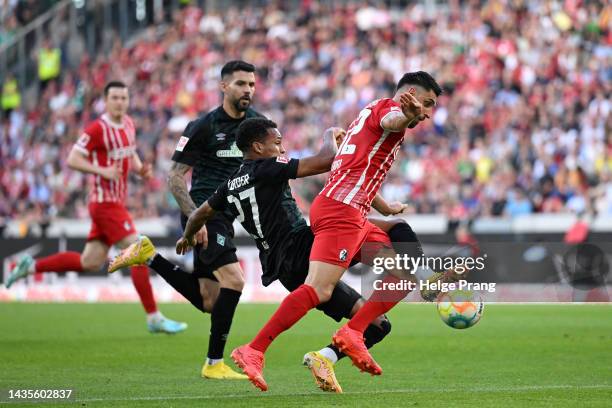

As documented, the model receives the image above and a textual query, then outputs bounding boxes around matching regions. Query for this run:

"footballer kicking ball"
[436,290,484,329]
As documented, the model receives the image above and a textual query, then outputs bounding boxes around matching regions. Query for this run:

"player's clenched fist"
[138,163,153,180]
[195,225,208,249]
[176,224,208,254]
[175,235,196,255]
[324,127,346,148]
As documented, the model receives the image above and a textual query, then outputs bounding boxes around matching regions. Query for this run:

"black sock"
[149,254,205,312]
[207,287,241,360]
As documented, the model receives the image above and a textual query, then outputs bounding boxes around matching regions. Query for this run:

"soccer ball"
[436,290,484,329]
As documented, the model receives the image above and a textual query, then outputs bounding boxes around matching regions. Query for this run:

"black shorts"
[277,226,363,322]
[181,213,238,280]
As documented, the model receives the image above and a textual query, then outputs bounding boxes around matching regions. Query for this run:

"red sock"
[348,275,411,333]
[35,252,83,273]
[130,265,157,314]
[250,284,319,353]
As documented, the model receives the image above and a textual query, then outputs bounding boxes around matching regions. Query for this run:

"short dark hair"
[104,80,127,96]
[221,60,256,79]
[396,71,442,96]
[236,118,277,153]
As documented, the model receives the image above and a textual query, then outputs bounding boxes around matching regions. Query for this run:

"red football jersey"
[73,114,137,203]
[320,98,405,216]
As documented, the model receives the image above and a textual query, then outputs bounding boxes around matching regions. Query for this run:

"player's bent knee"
[215,263,245,292]
[218,274,244,291]
[202,298,214,313]
[313,284,334,304]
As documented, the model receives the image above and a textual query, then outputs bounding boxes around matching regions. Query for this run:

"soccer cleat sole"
[332,334,382,376]
[230,348,268,391]
[302,353,342,393]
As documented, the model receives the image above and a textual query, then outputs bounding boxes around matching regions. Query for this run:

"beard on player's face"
[232,96,251,112]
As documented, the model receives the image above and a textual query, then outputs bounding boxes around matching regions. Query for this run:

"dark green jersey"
[171,106,265,207]
[208,157,307,285]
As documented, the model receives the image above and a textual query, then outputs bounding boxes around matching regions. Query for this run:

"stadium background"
[0,0,610,302]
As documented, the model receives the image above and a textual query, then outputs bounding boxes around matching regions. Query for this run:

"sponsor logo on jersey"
[176,136,189,152]
[339,249,348,262]
[215,133,226,141]
[276,156,289,164]
[109,146,136,160]
[216,234,226,246]
[124,221,131,231]
[216,141,243,158]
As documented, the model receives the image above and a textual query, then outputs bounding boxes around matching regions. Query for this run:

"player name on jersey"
[228,174,250,190]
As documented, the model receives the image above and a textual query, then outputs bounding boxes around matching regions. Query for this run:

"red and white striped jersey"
[320,98,405,216]
[73,114,137,203]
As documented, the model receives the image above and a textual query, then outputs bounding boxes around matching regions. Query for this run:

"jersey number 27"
[227,187,265,241]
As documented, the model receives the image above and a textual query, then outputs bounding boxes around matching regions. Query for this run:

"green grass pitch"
[0,303,610,407]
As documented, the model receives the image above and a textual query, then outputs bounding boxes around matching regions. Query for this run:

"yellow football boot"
[109,235,156,273]
[303,351,343,393]
[201,361,249,380]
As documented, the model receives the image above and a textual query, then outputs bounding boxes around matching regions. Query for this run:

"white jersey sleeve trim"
[72,144,90,156]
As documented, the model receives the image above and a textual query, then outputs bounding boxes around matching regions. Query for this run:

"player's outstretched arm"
[176,201,215,254]
[372,193,408,216]
[295,127,345,178]
[66,147,121,181]
[167,161,197,217]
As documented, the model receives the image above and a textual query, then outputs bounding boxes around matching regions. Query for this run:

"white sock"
[147,311,164,324]
[207,358,223,366]
[319,347,339,364]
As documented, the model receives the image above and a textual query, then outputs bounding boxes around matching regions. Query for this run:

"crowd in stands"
[0,0,57,45]
[1,0,610,234]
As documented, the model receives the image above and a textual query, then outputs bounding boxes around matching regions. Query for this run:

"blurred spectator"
[0,0,610,225]
[1,74,21,118]
[36,38,62,93]
[504,189,534,218]
[0,0,55,39]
